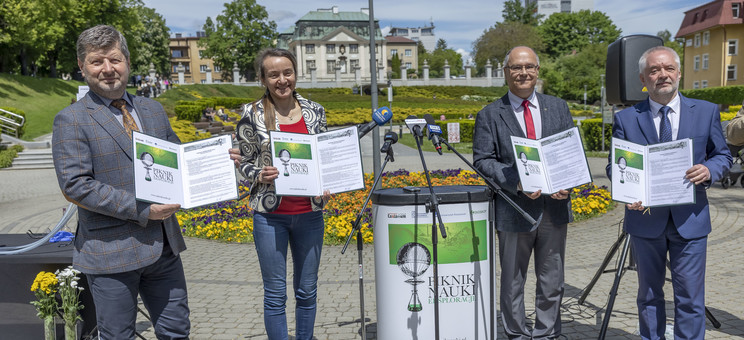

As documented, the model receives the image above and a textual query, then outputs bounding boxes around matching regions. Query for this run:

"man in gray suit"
[53,25,190,339]
[473,46,574,339]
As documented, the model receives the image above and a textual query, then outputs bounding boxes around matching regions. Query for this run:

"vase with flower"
[56,266,84,340]
[30,271,59,340]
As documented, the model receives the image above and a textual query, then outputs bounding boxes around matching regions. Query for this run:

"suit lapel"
[635,99,659,144]
[676,94,695,139]
[496,94,525,138]
[84,93,134,160]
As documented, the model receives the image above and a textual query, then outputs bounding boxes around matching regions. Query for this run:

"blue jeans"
[253,211,324,340]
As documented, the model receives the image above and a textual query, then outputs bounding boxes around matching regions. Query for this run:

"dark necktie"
[659,106,672,142]
[111,99,139,138]
[522,100,536,139]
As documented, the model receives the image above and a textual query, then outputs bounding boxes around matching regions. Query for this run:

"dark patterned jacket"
[236,92,327,213]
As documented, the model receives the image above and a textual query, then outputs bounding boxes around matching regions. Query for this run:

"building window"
[198,50,205,58]
[200,65,208,72]
[171,49,184,58]
[327,60,336,74]
[703,54,709,70]
[411,29,419,33]
[338,60,347,73]
[214,65,221,72]
[391,49,397,56]
[201,79,206,84]
[702,31,710,45]
[306,44,315,54]
[693,81,699,89]
[350,44,359,53]
[405,62,412,69]
[734,3,741,18]
[729,39,739,55]
[405,49,412,57]
[694,55,700,71]
[326,44,335,54]
[728,64,737,80]
[686,39,693,47]
[702,80,708,88]
[350,59,359,70]
[306,60,316,71]
[694,34,701,47]
[421,28,432,35]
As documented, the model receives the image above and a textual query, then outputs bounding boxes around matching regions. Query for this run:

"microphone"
[381,131,398,153]
[424,114,444,155]
[357,106,393,138]
[404,115,427,138]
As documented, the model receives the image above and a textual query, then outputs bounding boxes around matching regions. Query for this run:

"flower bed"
[176,170,614,244]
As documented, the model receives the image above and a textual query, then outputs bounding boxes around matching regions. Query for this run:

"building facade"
[277,6,386,82]
[388,22,436,52]
[169,32,224,85]
[676,0,744,89]
[525,0,594,18]
[385,36,418,75]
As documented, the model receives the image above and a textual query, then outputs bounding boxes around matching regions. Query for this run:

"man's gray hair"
[638,46,680,75]
[76,25,130,62]
[503,46,540,67]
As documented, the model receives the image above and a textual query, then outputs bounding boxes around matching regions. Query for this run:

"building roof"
[299,10,370,22]
[385,36,416,43]
[676,0,744,38]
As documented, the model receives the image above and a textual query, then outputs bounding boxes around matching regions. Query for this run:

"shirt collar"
[89,91,134,108]
[507,90,536,111]
[648,92,681,117]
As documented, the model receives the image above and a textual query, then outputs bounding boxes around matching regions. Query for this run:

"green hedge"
[580,118,612,151]
[0,144,23,168]
[174,105,203,122]
[681,86,744,105]
[0,106,26,138]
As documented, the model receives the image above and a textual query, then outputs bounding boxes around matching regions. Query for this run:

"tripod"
[579,227,721,339]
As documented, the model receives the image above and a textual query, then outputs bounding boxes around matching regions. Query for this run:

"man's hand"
[685,164,710,185]
[550,189,569,200]
[257,166,279,184]
[228,147,240,168]
[316,189,333,203]
[524,190,541,200]
[149,203,181,221]
[626,201,645,211]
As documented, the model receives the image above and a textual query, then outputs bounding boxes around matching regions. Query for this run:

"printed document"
[133,131,238,208]
[270,126,365,196]
[611,138,694,207]
[510,127,592,194]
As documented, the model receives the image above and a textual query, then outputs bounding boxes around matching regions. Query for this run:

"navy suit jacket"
[473,93,574,232]
[52,92,186,275]
[606,94,732,239]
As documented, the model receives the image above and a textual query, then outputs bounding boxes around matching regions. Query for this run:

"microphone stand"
[439,139,537,226]
[341,143,395,340]
[411,128,447,340]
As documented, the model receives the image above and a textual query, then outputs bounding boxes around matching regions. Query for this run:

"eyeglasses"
[506,64,539,73]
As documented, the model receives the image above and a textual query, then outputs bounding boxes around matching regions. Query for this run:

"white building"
[276,6,386,82]
[388,21,437,52]
[525,0,594,18]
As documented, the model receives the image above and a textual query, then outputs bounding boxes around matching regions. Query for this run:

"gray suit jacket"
[473,92,574,232]
[52,92,186,275]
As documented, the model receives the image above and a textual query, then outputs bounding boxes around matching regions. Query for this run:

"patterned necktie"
[659,106,672,142]
[111,99,139,138]
[522,99,536,139]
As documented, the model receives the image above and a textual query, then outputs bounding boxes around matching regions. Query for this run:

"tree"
[199,0,277,81]
[540,43,608,102]
[421,39,464,78]
[390,52,401,79]
[130,6,171,78]
[502,0,543,26]
[658,29,684,68]
[539,10,621,58]
[435,38,447,51]
[472,21,544,75]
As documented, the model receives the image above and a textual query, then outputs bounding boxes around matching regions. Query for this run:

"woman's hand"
[257,166,279,184]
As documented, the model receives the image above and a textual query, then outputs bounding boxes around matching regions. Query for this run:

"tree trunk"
[20,46,29,76]
[48,50,58,78]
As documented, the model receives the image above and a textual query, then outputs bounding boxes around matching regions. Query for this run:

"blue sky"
[142,0,703,62]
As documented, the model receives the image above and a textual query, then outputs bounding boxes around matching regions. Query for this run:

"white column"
[444,60,451,85]
[232,62,240,85]
[423,59,430,85]
[486,59,493,87]
[205,67,213,84]
[465,65,472,86]
[177,63,185,84]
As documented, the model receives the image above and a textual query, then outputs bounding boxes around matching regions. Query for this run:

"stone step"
[7,148,55,170]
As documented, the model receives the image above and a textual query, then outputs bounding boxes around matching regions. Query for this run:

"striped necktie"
[111,99,139,138]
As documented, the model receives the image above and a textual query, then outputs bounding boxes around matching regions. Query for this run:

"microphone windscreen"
[373,106,393,125]
[423,113,436,125]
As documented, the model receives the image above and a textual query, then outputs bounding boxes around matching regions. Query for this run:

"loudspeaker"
[606,35,664,105]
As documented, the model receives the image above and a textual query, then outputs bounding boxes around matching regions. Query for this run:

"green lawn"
[0,74,84,140]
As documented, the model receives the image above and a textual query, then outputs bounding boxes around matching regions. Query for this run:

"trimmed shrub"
[580,118,612,151]
[0,144,23,168]
[174,105,203,122]
[0,106,26,137]
[681,86,744,105]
